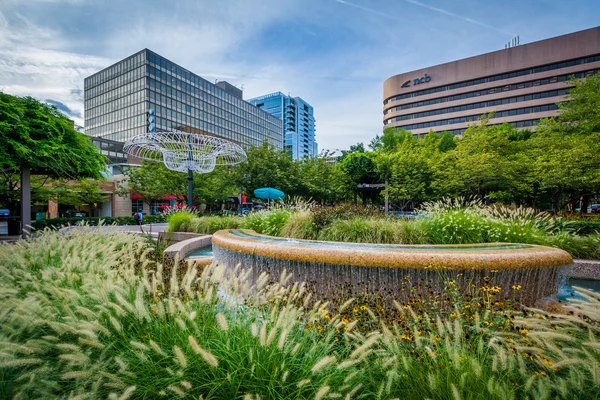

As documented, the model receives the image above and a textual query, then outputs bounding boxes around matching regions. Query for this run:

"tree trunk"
[581,193,591,214]
[20,166,31,239]
[551,189,562,215]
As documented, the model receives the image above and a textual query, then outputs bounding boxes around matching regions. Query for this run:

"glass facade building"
[84,49,282,149]
[248,92,317,160]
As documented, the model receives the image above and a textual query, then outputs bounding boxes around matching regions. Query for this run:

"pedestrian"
[135,209,143,226]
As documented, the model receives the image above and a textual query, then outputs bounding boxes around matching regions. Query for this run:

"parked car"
[591,204,600,214]
[0,209,10,220]
[65,210,88,218]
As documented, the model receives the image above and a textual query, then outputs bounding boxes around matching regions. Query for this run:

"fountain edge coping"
[212,229,573,270]
[163,234,212,263]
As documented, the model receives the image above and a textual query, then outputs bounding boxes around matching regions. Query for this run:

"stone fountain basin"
[212,230,572,270]
[212,229,573,306]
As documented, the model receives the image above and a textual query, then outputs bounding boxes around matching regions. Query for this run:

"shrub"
[280,210,315,239]
[241,209,292,236]
[568,219,600,235]
[166,210,196,232]
[374,218,428,244]
[421,208,495,244]
[537,232,600,260]
[317,217,375,243]
[311,203,382,234]
[190,216,241,233]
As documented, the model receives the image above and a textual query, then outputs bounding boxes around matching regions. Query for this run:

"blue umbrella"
[254,187,285,201]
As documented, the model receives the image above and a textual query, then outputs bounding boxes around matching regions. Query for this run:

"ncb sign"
[401,74,432,89]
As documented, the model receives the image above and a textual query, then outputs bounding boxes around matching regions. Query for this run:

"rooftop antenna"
[504,35,521,49]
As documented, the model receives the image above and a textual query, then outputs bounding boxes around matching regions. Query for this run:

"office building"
[383,26,600,136]
[84,49,283,149]
[248,92,317,159]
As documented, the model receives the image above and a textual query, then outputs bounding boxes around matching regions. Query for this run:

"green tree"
[118,161,240,208]
[298,152,350,202]
[530,72,600,212]
[235,143,302,197]
[379,127,417,153]
[527,124,600,212]
[339,142,366,161]
[0,93,105,233]
[338,151,380,204]
[556,72,600,134]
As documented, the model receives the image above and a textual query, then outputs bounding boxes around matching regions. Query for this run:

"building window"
[132,199,144,215]
[151,200,171,215]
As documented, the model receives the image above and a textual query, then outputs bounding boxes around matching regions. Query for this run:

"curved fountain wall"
[212,229,573,306]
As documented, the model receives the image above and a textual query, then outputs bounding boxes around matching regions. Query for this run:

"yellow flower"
[535,371,547,376]
[353,308,359,313]
[511,285,522,290]
[542,359,553,366]
[450,312,457,318]
[360,305,367,311]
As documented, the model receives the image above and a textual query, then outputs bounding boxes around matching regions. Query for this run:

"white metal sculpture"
[123,131,247,206]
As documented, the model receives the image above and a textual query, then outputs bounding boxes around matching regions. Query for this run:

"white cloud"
[3,0,596,153]
[0,7,111,125]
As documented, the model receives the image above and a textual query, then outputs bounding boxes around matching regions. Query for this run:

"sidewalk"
[0,223,169,243]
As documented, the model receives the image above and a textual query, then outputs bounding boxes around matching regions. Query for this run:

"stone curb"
[569,260,600,280]
[163,234,212,263]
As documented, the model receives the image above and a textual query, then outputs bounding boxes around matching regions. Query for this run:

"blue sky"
[1,0,599,151]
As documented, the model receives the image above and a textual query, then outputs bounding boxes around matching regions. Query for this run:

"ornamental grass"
[167,200,600,259]
[1,229,600,398]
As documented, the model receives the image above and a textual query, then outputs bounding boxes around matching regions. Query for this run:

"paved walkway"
[0,223,169,243]
[60,223,169,237]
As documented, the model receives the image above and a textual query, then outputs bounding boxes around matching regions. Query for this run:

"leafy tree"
[420,131,457,152]
[527,124,600,212]
[118,161,185,206]
[555,72,600,134]
[235,143,302,197]
[117,161,240,208]
[379,127,416,153]
[298,152,350,202]
[339,142,365,161]
[0,93,105,235]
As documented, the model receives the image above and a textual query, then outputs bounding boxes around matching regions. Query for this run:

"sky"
[1,0,599,152]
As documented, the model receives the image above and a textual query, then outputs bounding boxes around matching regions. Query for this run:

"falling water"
[212,237,572,308]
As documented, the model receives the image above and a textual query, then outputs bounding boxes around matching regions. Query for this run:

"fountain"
[212,229,573,306]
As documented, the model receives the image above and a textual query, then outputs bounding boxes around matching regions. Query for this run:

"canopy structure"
[124,131,247,207]
[254,187,285,201]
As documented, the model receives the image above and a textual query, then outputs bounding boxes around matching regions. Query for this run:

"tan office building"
[383,26,600,137]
